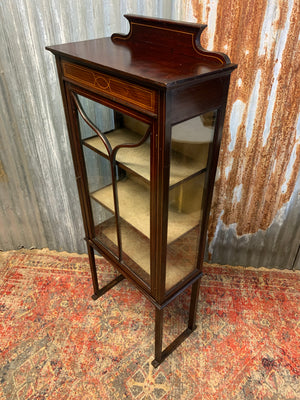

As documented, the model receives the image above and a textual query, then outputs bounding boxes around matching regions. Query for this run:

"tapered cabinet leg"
[152,308,164,368]
[188,280,201,331]
[87,244,100,297]
[87,243,125,301]
[152,279,202,368]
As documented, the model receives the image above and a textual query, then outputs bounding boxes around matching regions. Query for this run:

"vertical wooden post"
[152,307,164,367]
[188,280,201,331]
[87,244,99,298]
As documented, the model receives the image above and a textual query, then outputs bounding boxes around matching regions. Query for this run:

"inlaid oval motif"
[95,75,110,90]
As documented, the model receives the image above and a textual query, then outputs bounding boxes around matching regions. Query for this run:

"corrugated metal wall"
[1,1,299,269]
[0,0,179,253]
[183,0,300,269]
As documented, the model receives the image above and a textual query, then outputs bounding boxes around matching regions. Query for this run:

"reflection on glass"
[76,94,151,287]
[115,115,151,286]
[165,111,216,291]
[82,137,117,256]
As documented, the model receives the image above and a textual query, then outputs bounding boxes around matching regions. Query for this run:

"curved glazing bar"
[71,92,113,156]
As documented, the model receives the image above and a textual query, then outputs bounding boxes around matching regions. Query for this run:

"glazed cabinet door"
[67,87,154,291]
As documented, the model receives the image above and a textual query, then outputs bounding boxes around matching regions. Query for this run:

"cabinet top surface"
[46,15,236,88]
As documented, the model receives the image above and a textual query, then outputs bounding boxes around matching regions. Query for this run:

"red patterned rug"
[0,249,299,399]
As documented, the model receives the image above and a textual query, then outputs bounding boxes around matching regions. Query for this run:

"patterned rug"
[0,249,299,399]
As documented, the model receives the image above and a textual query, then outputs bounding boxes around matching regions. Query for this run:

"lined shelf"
[83,127,208,186]
[96,217,197,290]
[91,177,201,244]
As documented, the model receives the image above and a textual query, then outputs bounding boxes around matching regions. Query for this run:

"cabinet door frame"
[64,81,156,296]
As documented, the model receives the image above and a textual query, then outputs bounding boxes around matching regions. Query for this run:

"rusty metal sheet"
[188,0,300,268]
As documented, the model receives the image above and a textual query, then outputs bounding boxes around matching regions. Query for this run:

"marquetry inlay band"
[62,61,157,113]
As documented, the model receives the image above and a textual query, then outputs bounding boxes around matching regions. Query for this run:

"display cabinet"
[46,15,236,366]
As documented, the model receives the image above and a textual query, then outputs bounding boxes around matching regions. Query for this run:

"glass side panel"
[75,93,151,287]
[165,111,216,291]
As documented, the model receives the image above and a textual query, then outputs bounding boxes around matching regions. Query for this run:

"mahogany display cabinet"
[46,15,236,367]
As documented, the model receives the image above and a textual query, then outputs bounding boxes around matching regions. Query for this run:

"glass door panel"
[82,145,117,256]
[165,111,216,291]
[74,93,151,287]
[114,114,151,286]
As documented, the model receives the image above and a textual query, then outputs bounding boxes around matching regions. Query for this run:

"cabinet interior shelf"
[95,217,198,291]
[83,127,207,186]
[91,177,201,244]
